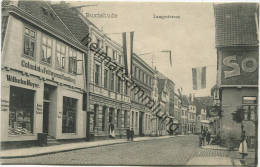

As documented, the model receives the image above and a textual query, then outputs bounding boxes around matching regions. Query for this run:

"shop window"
[24,27,36,58]
[41,34,52,64]
[62,97,77,133]
[9,86,35,135]
[242,97,257,121]
[104,69,108,89]
[95,64,100,85]
[56,41,66,69]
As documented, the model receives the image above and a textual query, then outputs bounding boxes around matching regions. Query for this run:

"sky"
[71,2,217,97]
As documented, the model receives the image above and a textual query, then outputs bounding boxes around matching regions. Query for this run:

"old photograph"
[0,0,259,166]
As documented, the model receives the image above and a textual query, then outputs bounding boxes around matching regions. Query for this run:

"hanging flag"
[192,66,206,90]
[161,50,172,67]
[122,32,134,77]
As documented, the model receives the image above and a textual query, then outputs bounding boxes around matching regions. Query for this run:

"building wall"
[220,87,257,141]
[1,15,86,142]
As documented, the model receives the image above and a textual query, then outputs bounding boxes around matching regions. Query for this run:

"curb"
[0,136,175,159]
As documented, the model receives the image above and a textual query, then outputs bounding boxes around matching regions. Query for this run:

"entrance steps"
[47,135,60,146]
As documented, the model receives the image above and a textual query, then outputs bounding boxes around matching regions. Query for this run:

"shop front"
[1,68,86,142]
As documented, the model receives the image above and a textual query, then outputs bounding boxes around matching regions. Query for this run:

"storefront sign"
[221,49,258,85]
[7,75,40,88]
[36,104,43,114]
[1,99,9,112]
[21,60,76,83]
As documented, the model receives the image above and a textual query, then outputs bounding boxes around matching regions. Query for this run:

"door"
[86,112,91,140]
[43,102,49,134]
[139,112,144,136]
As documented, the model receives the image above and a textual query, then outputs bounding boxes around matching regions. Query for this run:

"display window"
[8,86,35,135]
[62,96,77,133]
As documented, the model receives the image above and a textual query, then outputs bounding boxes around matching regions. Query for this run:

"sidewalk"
[189,144,256,167]
[0,135,174,159]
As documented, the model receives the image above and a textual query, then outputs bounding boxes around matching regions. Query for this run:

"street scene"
[1,1,259,166]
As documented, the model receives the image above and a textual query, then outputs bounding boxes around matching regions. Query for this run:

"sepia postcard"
[0,0,259,166]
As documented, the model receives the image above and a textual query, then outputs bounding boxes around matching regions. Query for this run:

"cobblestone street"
[1,135,235,166]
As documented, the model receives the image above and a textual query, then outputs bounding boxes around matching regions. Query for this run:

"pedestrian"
[199,133,203,146]
[126,127,130,141]
[130,128,134,141]
[201,129,206,146]
[109,123,115,138]
[206,130,211,145]
[239,130,248,159]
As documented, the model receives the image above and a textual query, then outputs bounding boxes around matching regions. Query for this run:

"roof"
[18,0,78,43]
[214,3,258,47]
[51,3,89,42]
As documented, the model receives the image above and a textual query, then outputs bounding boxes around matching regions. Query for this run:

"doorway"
[139,112,144,136]
[43,102,49,133]
[43,84,56,135]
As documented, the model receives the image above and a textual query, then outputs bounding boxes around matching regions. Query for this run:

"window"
[139,69,141,80]
[119,55,122,64]
[124,82,128,95]
[142,72,145,82]
[95,64,100,85]
[113,50,117,60]
[117,77,121,93]
[2,16,8,49]
[242,97,257,121]
[41,34,52,64]
[134,66,137,78]
[110,72,115,91]
[56,41,66,69]
[68,48,80,74]
[9,86,35,135]
[146,75,149,85]
[104,69,108,89]
[62,97,77,133]
[105,46,109,57]
[24,27,36,58]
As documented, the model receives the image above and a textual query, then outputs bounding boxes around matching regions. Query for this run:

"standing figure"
[130,128,134,141]
[201,129,206,146]
[109,123,115,138]
[206,130,211,145]
[239,131,248,159]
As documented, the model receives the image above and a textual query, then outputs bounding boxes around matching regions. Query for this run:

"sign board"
[221,49,258,85]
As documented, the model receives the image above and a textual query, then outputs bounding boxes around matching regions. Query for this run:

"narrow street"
[1,135,231,165]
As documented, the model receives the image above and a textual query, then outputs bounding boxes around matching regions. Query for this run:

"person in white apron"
[239,131,248,159]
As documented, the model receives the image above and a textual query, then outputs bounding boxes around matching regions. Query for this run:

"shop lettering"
[6,75,40,88]
[21,60,76,83]
[1,99,9,112]
[223,56,258,78]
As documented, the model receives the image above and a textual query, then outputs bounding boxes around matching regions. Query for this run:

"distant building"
[214,3,258,147]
